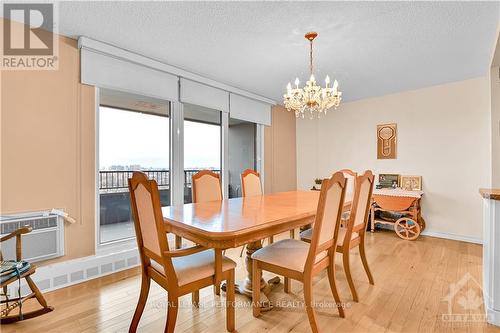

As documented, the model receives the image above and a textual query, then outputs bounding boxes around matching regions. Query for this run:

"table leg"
[222,240,280,311]
[370,205,375,232]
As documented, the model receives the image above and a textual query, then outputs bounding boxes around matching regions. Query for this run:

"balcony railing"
[99,169,220,191]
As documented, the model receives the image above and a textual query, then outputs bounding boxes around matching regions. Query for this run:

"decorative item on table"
[312,178,323,190]
[377,123,397,159]
[378,174,399,189]
[400,175,422,191]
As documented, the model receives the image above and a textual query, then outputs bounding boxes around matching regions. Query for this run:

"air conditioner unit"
[0,211,65,262]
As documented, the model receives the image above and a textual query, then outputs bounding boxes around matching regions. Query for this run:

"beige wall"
[1,35,96,263]
[297,77,490,241]
[264,105,297,193]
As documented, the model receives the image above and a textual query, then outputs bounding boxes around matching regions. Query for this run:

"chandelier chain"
[309,39,313,75]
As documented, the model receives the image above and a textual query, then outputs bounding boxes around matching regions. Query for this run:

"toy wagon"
[370,188,425,240]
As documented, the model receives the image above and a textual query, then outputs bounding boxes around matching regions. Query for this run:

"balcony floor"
[100,221,135,243]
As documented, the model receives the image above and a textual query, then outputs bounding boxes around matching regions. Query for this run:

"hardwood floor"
[3,231,499,333]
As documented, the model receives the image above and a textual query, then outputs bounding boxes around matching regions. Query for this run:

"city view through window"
[98,105,222,243]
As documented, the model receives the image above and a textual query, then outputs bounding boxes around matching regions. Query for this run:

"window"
[183,103,222,203]
[228,118,256,198]
[98,89,170,244]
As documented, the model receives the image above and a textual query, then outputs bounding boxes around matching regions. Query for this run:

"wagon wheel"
[395,218,421,240]
[418,216,426,231]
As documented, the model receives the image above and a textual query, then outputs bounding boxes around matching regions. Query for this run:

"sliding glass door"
[98,88,170,244]
[228,118,257,198]
[96,91,264,246]
[183,103,222,203]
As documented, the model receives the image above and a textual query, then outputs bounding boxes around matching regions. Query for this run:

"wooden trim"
[0,226,32,243]
[480,188,500,200]
[163,245,206,257]
[338,169,357,178]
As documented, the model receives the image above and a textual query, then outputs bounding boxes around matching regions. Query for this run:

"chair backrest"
[241,169,262,197]
[339,169,357,200]
[306,171,347,267]
[192,170,223,203]
[343,170,375,242]
[128,172,176,284]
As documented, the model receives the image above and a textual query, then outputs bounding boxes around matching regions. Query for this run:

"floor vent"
[70,270,84,282]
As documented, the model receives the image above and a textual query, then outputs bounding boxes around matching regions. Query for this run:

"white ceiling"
[56,1,499,103]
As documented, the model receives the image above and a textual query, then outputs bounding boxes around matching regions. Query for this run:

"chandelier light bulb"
[309,74,315,82]
[294,77,300,87]
[325,75,330,85]
[286,82,292,93]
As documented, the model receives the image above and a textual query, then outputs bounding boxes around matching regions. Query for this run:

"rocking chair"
[1,226,54,324]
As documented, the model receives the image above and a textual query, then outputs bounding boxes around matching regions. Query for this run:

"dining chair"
[240,169,274,256]
[301,170,375,302]
[191,169,226,294]
[192,170,223,203]
[300,169,356,240]
[128,172,236,333]
[175,170,223,249]
[338,169,357,227]
[251,171,347,332]
[241,169,262,197]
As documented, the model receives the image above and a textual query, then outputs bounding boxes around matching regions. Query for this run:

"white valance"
[180,78,229,112]
[80,42,178,101]
[229,94,272,126]
[79,37,276,120]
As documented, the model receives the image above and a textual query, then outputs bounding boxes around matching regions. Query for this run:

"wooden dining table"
[162,190,351,310]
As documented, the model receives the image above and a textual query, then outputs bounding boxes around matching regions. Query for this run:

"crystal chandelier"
[283,32,342,118]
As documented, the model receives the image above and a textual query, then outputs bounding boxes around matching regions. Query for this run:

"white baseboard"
[421,230,483,245]
[487,307,500,327]
[7,247,140,297]
[376,223,482,244]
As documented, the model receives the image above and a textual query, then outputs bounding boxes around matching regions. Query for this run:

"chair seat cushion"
[300,227,359,245]
[151,250,236,286]
[251,239,326,272]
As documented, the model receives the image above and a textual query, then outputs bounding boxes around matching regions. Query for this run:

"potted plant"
[314,178,323,189]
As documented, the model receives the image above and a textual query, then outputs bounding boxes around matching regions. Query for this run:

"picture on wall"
[400,175,422,191]
[377,123,397,159]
